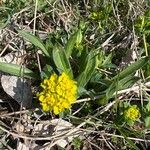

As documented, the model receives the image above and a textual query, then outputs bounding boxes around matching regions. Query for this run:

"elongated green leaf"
[77,51,97,87]
[53,45,73,77]
[106,76,139,99]
[146,100,150,112]
[113,57,149,80]
[40,64,53,79]
[0,14,10,29]
[18,31,50,57]
[145,116,150,128]
[117,127,140,150]
[65,29,82,58]
[0,62,38,79]
[77,72,86,88]
[76,29,82,46]
[65,32,77,58]
[0,7,11,29]
[78,50,89,73]
[144,30,150,34]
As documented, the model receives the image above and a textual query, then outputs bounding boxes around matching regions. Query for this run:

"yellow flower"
[37,72,77,115]
[124,105,141,121]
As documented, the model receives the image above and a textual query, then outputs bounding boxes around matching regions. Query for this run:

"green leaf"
[126,119,135,126]
[117,126,140,150]
[65,29,82,58]
[0,62,38,79]
[0,7,11,29]
[102,53,112,67]
[143,30,150,34]
[146,100,150,112]
[76,72,87,87]
[53,45,73,77]
[18,31,50,57]
[0,14,10,29]
[40,64,53,79]
[72,137,82,150]
[113,57,149,80]
[77,86,89,97]
[76,29,82,47]
[77,51,97,87]
[145,116,150,128]
[106,76,139,99]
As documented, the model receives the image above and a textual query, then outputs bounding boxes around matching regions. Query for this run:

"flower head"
[124,105,141,121]
[37,72,77,115]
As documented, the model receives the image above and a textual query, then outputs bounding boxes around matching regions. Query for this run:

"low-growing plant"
[0,22,149,116]
[1,0,150,149]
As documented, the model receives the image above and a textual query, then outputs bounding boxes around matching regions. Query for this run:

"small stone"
[1,75,32,108]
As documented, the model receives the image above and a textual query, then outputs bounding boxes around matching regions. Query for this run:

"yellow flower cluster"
[124,105,141,121]
[37,72,77,115]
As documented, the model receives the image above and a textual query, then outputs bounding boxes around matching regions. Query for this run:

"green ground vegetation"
[0,0,150,149]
